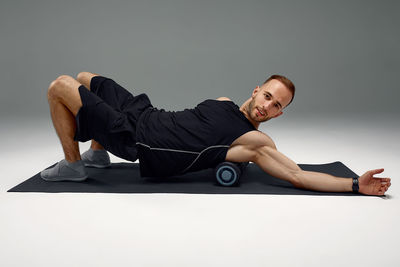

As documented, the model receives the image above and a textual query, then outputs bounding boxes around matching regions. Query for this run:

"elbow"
[291,171,303,189]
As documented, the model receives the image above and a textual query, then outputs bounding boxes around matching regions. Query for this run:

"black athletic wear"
[74,76,257,177]
[74,76,152,162]
[136,100,257,177]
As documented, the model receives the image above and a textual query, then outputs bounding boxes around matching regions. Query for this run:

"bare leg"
[47,75,85,163]
[76,71,104,151]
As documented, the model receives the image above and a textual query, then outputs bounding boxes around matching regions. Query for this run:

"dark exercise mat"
[8,161,363,196]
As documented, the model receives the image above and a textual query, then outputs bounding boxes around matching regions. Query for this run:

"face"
[247,79,293,123]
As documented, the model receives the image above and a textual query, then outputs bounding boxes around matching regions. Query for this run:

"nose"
[262,100,273,111]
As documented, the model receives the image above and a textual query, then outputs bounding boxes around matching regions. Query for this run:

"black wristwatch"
[352,177,359,193]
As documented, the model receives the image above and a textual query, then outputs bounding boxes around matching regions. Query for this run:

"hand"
[358,168,391,196]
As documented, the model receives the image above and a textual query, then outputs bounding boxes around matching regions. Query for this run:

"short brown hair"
[263,74,295,107]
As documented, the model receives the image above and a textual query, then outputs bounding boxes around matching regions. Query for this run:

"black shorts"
[73,76,153,162]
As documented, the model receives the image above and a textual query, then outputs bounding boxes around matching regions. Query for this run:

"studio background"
[1,0,399,119]
[1,1,399,266]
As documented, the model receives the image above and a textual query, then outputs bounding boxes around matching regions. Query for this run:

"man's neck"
[240,99,259,129]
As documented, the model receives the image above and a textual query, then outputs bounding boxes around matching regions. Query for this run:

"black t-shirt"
[135,99,257,177]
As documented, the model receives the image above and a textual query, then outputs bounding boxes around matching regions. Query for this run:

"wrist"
[352,177,359,193]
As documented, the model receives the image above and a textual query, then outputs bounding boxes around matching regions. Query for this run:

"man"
[40,72,391,196]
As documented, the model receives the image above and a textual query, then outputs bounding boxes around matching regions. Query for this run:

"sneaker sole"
[40,173,89,182]
[84,163,111,168]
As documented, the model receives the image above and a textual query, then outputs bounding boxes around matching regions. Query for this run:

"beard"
[247,99,270,122]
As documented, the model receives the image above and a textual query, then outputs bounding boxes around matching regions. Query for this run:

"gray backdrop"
[1,0,399,119]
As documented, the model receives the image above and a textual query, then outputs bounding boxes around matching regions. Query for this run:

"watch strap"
[352,177,359,193]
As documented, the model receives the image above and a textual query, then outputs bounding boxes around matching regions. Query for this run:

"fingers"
[378,178,391,195]
[369,168,384,175]
[361,169,391,196]
[376,177,391,182]
[377,178,391,185]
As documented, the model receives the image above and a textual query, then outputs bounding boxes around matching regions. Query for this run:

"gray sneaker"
[81,148,111,168]
[40,159,88,182]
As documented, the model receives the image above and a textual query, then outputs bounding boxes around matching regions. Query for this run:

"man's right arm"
[227,142,354,191]
[226,143,302,186]
[252,145,354,192]
[226,140,391,195]
[226,130,301,181]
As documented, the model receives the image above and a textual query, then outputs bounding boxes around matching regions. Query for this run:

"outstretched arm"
[226,144,391,195]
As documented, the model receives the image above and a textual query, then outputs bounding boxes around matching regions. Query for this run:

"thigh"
[90,76,135,112]
[73,86,139,161]
[94,130,139,162]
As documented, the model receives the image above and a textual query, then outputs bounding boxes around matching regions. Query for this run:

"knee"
[47,75,73,100]
[56,74,72,81]
[47,80,60,100]
[76,72,90,82]
[76,72,97,87]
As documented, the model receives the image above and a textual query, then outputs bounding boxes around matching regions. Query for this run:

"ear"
[252,86,260,98]
[272,111,283,119]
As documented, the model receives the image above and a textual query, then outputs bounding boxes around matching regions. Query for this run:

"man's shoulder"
[231,130,276,148]
[226,130,277,162]
[216,97,232,101]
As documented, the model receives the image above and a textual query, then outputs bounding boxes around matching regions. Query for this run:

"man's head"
[242,74,295,127]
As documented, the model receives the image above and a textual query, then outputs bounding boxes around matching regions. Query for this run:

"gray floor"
[1,114,399,267]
